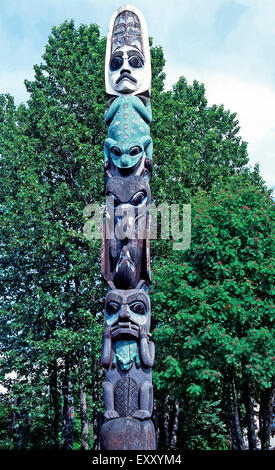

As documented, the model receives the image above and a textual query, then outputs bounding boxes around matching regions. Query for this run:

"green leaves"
[0,18,273,450]
[0,21,107,449]
[151,174,274,448]
[150,76,249,205]
[187,384,202,397]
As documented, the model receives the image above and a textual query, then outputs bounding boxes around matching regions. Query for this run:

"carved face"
[105,6,151,96]
[104,175,150,289]
[109,45,146,95]
[108,139,144,169]
[106,175,150,241]
[105,283,151,339]
[102,176,151,289]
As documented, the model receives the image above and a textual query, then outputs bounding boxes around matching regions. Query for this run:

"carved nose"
[118,305,130,320]
[120,68,131,74]
[120,155,129,167]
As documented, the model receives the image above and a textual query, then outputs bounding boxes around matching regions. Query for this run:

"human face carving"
[105,6,151,96]
[108,45,146,94]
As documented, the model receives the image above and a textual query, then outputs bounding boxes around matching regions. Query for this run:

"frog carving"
[104,95,153,177]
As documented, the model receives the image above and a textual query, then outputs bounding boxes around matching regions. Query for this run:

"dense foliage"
[0,20,274,450]
[151,175,274,450]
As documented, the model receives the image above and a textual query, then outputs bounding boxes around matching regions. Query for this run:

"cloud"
[0,0,273,188]
[162,0,275,190]
[165,62,275,190]
[0,70,33,104]
[205,73,275,190]
[205,0,275,87]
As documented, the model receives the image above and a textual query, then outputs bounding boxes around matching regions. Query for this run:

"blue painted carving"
[112,339,140,370]
[104,95,153,170]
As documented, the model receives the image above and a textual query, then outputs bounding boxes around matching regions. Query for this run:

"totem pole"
[100,5,156,450]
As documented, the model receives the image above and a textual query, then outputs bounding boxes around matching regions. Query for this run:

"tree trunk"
[49,361,59,448]
[152,401,159,449]
[242,371,257,450]
[93,364,103,450]
[164,394,170,450]
[12,396,30,450]
[232,378,245,450]
[223,378,244,450]
[223,381,237,449]
[170,400,179,450]
[62,361,74,450]
[80,380,89,450]
[259,384,274,450]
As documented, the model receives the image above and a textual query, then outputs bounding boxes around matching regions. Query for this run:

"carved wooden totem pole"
[100,5,156,450]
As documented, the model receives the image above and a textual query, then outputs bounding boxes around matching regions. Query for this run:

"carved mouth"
[111,321,139,339]
[116,72,137,84]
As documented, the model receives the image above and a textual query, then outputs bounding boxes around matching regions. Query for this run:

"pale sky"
[0,0,274,190]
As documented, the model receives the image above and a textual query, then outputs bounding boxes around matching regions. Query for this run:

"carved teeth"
[111,322,139,331]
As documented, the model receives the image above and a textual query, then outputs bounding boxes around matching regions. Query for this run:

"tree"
[150,76,249,205]
[0,19,272,450]
[0,21,106,449]
[151,175,274,449]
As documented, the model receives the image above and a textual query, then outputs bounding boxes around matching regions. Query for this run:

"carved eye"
[111,146,121,157]
[129,146,142,157]
[131,190,146,206]
[107,192,120,208]
[129,55,144,68]
[107,302,120,315]
[110,56,123,71]
[130,301,146,315]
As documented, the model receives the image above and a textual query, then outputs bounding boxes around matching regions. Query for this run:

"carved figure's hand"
[104,409,119,420]
[139,327,148,339]
[132,409,151,420]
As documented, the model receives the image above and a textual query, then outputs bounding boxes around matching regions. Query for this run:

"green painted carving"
[112,339,140,370]
[104,95,153,169]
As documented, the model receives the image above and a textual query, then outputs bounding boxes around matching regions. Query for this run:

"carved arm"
[101,328,113,369]
[139,329,155,368]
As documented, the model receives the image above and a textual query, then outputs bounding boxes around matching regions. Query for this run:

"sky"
[0,0,274,190]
